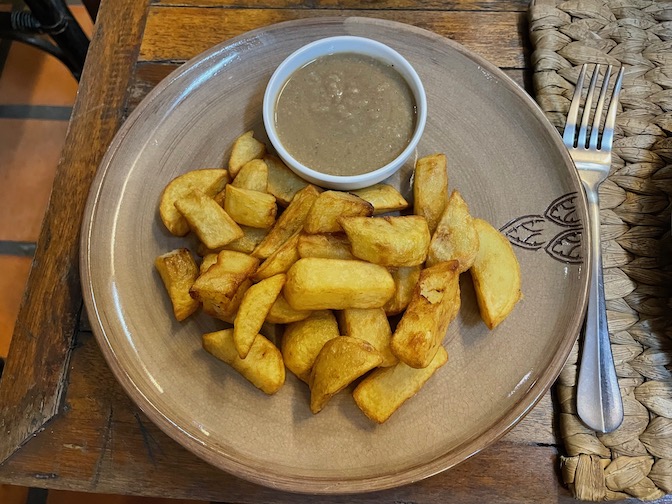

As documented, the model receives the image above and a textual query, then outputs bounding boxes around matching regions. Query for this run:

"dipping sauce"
[274,53,417,176]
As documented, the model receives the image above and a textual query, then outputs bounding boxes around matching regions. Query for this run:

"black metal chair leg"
[0,0,90,81]
[24,0,89,79]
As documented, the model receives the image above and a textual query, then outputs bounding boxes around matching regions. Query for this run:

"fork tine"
[589,65,612,150]
[600,66,624,152]
[563,63,588,146]
[577,64,600,148]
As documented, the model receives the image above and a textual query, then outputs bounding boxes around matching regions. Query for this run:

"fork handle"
[576,188,624,434]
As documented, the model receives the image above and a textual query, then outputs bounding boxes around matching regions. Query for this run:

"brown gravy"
[274,53,416,176]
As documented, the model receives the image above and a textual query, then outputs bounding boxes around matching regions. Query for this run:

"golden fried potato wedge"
[338,308,397,367]
[203,278,251,324]
[340,216,430,267]
[266,293,312,324]
[234,274,286,358]
[199,253,218,275]
[224,184,277,229]
[427,190,479,272]
[264,154,308,206]
[383,265,422,316]
[309,337,382,413]
[284,258,395,310]
[159,169,229,236]
[190,250,259,315]
[253,232,300,281]
[281,310,339,383]
[414,154,448,234]
[304,191,373,234]
[195,227,268,257]
[253,184,321,259]
[231,159,268,192]
[350,183,409,215]
[174,189,243,249]
[228,131,266,178]
[203,329,284,395]
[222,226,269,255]
[470,218,522,329]
[353,346,448,423]
[155,248,200,321]
[297,233,355,260]
[391,261,460,368]
[259,321,284,344]
[213,187,227,208]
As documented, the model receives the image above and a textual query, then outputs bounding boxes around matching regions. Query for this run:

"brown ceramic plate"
[81,17,589,494]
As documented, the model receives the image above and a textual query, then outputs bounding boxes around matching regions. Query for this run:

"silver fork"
[563,63,625,434]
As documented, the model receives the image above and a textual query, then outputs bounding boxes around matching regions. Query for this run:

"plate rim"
[80,16,590,494]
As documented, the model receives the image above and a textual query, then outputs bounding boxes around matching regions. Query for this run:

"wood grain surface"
[151,0,530,12]
[0,0,150,465]
[0,0,588,501]
[139,7,528,67]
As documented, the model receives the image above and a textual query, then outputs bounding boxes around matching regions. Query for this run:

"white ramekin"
[262,36,427,191]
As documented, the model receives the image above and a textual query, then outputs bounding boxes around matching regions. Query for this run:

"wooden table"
[0,1,583,501]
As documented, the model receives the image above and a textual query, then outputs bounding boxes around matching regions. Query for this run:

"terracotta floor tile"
[0,484,29,504]
[47,490,203,504]
[0,255,32,358]
[0,118,68,242]
[71,5,95,38]
[0,5,94,106]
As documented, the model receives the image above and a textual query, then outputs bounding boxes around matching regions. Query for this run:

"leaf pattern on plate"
[501,192,584,264]
[499,215,547,250]
[545,229,583,264]
[544,192,580,228]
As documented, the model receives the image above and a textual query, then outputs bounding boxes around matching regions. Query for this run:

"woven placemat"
[529,0,672,500]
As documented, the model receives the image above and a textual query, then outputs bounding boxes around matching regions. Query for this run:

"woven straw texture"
[529,0,672,500]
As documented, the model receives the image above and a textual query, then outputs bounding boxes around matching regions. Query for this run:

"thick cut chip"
[213,187,227,207]
[155,248,200,321]
[203,329,284,395]
[340,216,430,267]
[234,274,286,358]
[264,154,308,206]
[228,131,266,178]
[281,310,339,383]
[203,278,251,324]
[190,250,259,316]
[253,232,300,281]
[414,154,448,234]
[195,226,268,256]
[174,189,243,249]
[224,184,277,229]
[297,233,355,260]
[383,265,422,316]
[304,191,373,234]
[231,159,268,192]
[160,169,229,236]
[284,258,395,310]
[199,253,218,275]
[338,308,397,367]
[391,261,460,368]
[266,294,312,324]
[470,218,522,329]
[427,190,479,272]
[353,346,448,423]
[253,184,321,259]
[223,226,269,255]
[350,183,409,215]
[309,336,382,413]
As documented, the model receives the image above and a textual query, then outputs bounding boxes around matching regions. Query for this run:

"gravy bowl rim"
[262,35,427,190]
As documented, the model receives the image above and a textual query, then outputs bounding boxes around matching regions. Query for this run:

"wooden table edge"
[0,0,152,464]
